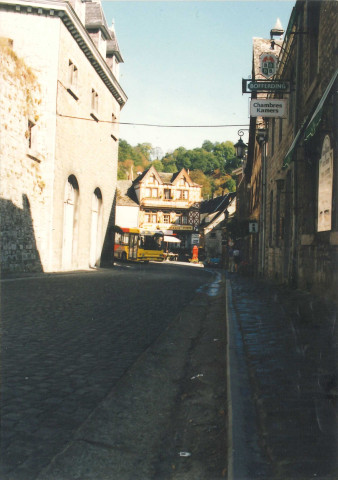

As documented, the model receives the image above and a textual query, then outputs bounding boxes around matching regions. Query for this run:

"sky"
[102,0,295,156]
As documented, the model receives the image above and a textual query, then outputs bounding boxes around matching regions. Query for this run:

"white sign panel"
[249,222,259,233]
[191,233,200,245]
[250,99,288,118]
[317,136,333,232]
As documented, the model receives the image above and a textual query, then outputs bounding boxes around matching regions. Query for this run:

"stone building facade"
[0,0,127,273]
[239,0,337,300]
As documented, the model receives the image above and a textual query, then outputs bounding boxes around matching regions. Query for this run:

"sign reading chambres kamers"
[250,99,288,118]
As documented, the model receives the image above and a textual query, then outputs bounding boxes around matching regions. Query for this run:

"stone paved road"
[0,263,214,480]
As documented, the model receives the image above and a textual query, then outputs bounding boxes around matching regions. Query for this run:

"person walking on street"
[228,246,234,273]
[233,247,241,272]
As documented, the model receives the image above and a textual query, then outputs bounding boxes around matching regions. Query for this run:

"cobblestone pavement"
[227,273,338,480]
[0,264,215,480]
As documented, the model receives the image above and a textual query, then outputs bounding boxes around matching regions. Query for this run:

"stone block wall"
[0,42,51,272]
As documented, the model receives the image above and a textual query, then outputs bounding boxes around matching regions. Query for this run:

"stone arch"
[62,175,79,270]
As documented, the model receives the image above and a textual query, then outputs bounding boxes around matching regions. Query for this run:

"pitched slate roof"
[85,1,110,39]
[116,180,139,207]
[199,193,236,214]
[158,172,175,184]
[107,30,123,62]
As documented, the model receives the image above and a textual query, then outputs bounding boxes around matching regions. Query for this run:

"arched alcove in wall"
[89,187,103,267]
[62,175,79,270]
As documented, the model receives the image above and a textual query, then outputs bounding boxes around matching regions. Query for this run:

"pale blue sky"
[102,1,295,155]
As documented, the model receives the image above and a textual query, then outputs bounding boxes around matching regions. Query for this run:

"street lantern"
[234,130,248,159]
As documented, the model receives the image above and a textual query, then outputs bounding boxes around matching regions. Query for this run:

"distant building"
[116,180,140,228]
[116,166,202,250]
[199,194,236,263]
[0,0,127,272]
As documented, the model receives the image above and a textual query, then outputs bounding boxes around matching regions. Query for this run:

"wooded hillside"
[118,139,241,198]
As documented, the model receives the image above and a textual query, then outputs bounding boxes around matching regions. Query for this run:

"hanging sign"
[259,53,278,79]
[249,222,259,233]
[242,79,290,94]
[250,99,288,118]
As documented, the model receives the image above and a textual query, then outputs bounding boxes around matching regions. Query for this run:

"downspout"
[291,6,303,286]
[260,140,267,275]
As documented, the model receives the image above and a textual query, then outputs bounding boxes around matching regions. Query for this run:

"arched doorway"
[62,175,79,270]
[89,188,102,267]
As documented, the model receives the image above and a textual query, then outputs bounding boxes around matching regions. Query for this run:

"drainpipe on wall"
[260,140,267,275]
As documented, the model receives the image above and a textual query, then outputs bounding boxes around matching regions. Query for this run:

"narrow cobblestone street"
[0,264,227,480]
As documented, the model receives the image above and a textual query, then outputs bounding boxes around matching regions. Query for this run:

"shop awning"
[304,68,338,142]
[282,127,303,169]
[164,235,181,243]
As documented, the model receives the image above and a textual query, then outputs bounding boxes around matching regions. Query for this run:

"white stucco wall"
[116,206,139,228]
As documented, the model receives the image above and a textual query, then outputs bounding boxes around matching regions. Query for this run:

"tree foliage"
[118,138,239,198]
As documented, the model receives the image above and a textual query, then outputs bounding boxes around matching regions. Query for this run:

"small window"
[164,189,171,199]
[183,190,188,200]
[69,60,78,88]
[181,215,188,225]
[151,188,158,198]
[91,89,98,113]
[163,214,170,223]
[27,119,35,149]
[145,188,151,197]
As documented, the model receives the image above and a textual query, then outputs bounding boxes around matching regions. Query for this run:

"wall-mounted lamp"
[234,130,248,159]
[256,128,267,145]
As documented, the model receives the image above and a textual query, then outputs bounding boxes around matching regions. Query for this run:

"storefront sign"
[250,99,287,118]
[242,79,290,93]
[142,223,193,231]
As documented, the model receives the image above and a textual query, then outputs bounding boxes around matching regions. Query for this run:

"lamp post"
[234,129,248,159]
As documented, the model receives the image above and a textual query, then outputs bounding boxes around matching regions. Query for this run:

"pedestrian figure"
[228,247,234,273]
[233,247,241,272]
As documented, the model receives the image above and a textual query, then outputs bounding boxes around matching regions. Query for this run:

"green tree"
[189,170,212,199]
[152,159,164,171]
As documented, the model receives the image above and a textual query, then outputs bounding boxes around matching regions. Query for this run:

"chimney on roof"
[270,18,284,39]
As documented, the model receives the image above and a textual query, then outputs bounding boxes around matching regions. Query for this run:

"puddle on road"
[196,271,223,297]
